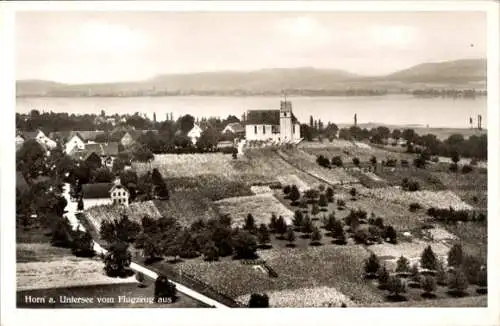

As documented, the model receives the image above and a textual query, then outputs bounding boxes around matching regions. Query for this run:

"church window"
[254,126,257,134]
[293,124,296,133]
[263,125,266,134]
[284,112,287,117]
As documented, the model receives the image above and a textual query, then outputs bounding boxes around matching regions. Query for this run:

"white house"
[81,178,130,209]
[18,130,57,150]
[222,122,245,136]
[244,100,301,143]
[187,124,203,145]
[65,134,86,154]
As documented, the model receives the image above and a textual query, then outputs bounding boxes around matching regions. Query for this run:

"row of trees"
[427,207,486,224]
[364,244,487,300]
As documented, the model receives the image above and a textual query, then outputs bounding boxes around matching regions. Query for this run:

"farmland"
[169,245,385,306]
[214,194,294,227]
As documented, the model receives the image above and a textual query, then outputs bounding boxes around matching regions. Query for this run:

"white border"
[1,2,499,326]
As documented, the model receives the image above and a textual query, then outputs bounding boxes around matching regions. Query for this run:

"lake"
[16,95,487,129]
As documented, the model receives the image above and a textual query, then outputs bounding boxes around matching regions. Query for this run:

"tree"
[285,227,296,247]
[197,126,220,151]
[289,185,300,204]
[77,197,84,211]
[349,187,357,199]
[143,236,163,263]
[476,267,487,293]
[133,145,154,163]
[301,215,313,236]
[326,187,334,202]
[420,246,438,271]
[93,167,114,183]
[364,253,380,279]
[448,269,469,296]
[436,259,448,286]
[352,157,360,167]
[283,185,291,196]
[387,276,406,299]
[311,203,320,216]
[409,263,421,285]
[384,225,397,244]
[244,214,256,233]
[275,216,288,238]
[293,210,304,230]
[178,114,195,135]
[232,230,258,259]
[104,242,132,277]
[16,139,47,182]
[324,213,336,232]
[370,156,377,166]
[269,214,278,233]
[451,151,460,165]
[100,215,141,244]
[202,241,219,262]
[331,156,343,167]
[318,194,328,210]
[51,217,73,248]
[447,243,464,268]
[71,229,95,257]
[395,256,411,275]
[257,224,271,247]
[154,275,177,303]
[378,265,390,289]
[421,275,437,298]
[248,293,269,308]
[310,226,322,246]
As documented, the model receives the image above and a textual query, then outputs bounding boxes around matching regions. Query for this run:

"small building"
[65,134,86,155]
[187,124,203,145]
[222,122,245,137]
[71,142,119,168]
[18,129,57,150]
[81,179,129,209]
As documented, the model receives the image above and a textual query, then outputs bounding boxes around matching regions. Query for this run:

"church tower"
[280,92,293,141]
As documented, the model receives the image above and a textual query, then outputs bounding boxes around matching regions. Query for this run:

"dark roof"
[49,131,106,142]
[246,110,298,125]
[71,142,119,160]
[224,122,245,133]
[82,183,114,199]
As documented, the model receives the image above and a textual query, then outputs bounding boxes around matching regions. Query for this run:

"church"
[244,100,301,143]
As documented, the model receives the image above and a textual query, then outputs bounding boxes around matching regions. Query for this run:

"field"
[368,240,451,269]
[85,200,161,229]
[17,281,206,308]
[277,174,312,192]
[444,223,487,261]
[375,168,447,191]
[300,141,416,163]
[170,245,385,306]
[154,192,220,227]
[236,286,356,308]
[214,194,294,227]
[133,153,235,178]
[278,149,358,184]
[431,170,487,210]
[359,187,473,210]
[16,243,137,291]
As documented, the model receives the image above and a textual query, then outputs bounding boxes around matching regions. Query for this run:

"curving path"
[61,183,229,308]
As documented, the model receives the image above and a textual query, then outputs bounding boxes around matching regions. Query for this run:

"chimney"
[114,177,121,186]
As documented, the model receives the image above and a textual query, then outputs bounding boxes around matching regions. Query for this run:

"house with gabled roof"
[71,142,120,168]
[244,100,301,143]
[222,122,245,136]
[18,129,57,150]
[81,178,129,209]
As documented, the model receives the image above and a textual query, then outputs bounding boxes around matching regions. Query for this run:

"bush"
[292,210,304,230]
[364,253,380,279]
[421,275,437,297]
[326,187,334,202]
[461,255,483,285]
[384,225,397,244]
[310,226,322,246]
[289,185,300,204]
[387,276,406,299]
[331,156,343,167]
[352,157,360,166]
[285,227,296,247]
[447,244,464,268]
[104,242,133,278]
[318,194,328,209]
[378,265,390,289]
[71,229,95,258]
[436,259,448,286]
[476,267,487,293]
[395,256,411,275]
[447,269,469,296]
[244,214,256,233]
[449,163,458,172]
[370,156,377,165]
[462,165,473,174]
[354,228,370,244]
[316,155,330,168]
[349,187,357,198]
[154,275,177,303]
[420,246,438,271]
[409,202,422,212]
[283,185,291,195]
[232,231,258,260]
[402,179,421,192]
[248,293,269,308]
[202,241,219,262]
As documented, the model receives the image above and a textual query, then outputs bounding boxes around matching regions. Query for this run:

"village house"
[17,129,57,150]
[222,122,245,138]
[81,178,130,209]
[187,124,203,145]
[245,100,301,143]
[71,142,119,168]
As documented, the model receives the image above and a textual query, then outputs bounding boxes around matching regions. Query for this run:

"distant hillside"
[381,59,486,83]
[16,59,487,97]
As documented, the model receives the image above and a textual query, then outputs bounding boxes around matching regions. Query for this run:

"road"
[61,183,229,308]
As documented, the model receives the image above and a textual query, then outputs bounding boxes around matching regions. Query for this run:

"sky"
[16,11,487,84]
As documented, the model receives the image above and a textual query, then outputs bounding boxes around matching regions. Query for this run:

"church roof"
[246,109,298,125]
